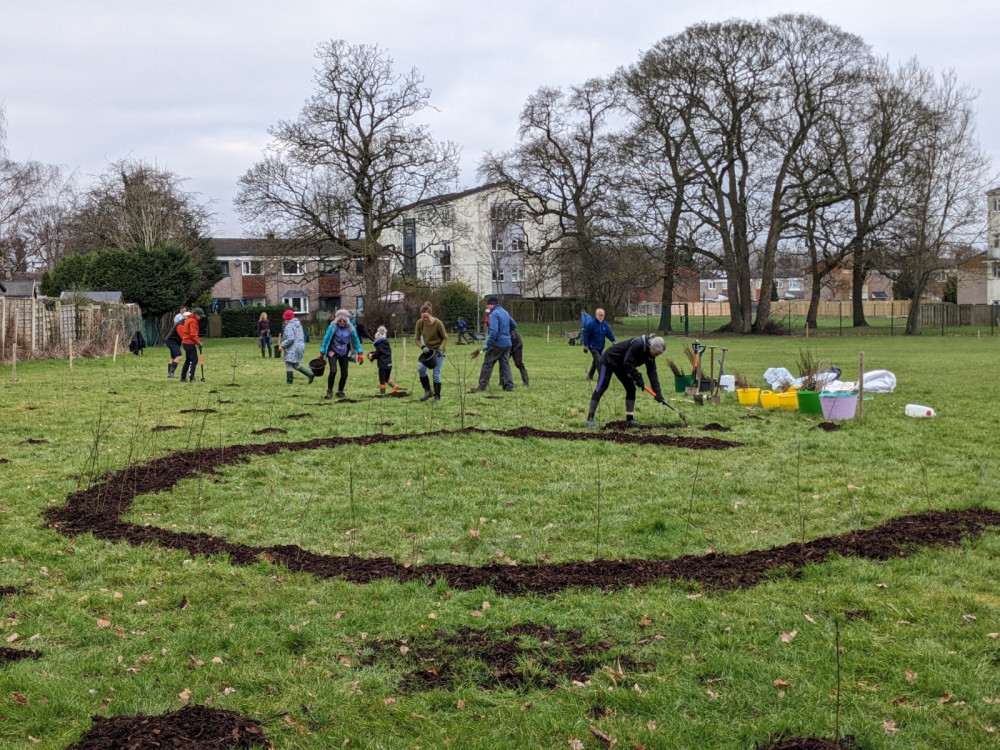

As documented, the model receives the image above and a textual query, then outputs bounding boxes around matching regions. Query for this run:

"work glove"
[357,353,364,365]
[422,347,431,354]
[632,374,645,390]
[367,351,376,362]
[198,345,203,354]
[583,347,589,353]
[654,392,666,405]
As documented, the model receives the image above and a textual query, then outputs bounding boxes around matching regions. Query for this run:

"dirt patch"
[64,705,270,750]
[250,428,286,435]
[151,425,181,432]
[601,421,681,431]
[225,383,241,388]
[284,413,311,420]
[814,422,842,432]
[217,399,234,404]
[19,438,49,445]
[0,458,9,464]
[700,423,731,432]
[741,414,765,420]
[757,735,860,749]
[0,586,23,597]
[44,427,1000,595]
[0,647,41,666]
[180,409,217,415]
[336,398,359,404]
[356,623,646,692]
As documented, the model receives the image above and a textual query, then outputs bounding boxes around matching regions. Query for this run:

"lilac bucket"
[819,392,858,420]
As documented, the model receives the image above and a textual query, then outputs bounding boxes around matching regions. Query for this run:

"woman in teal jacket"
[319,308,363,399]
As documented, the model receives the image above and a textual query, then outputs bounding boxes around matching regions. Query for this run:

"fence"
[1,296,143,361]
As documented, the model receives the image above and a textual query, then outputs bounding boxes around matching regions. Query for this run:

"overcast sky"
[2,0,995,236]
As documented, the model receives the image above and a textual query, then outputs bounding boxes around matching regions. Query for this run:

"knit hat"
[486,295,499,306]
[335,308,350,321]
[282,309,295,321]
[192,307,205,317]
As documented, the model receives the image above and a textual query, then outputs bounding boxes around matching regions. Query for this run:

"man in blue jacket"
[469,296,514,392]
[582,307,615,380]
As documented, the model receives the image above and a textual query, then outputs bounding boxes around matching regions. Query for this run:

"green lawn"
[2,333,999,748]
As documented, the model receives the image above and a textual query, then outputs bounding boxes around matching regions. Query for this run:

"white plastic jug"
[719,374,735,392]
[905,404,936,418]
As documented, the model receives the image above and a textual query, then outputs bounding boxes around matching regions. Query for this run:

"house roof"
[2,280,38,298]
[59,291,124,303]
[211,237,356,259]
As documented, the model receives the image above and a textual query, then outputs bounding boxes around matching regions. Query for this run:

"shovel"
[644,386,688,424]
[709,347,727,404]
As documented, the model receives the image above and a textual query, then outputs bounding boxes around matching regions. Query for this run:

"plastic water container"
[719,374,735,392]
[905,404,936,418]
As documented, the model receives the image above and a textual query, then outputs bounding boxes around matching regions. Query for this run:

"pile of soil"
[65,705,270,750]
[42,427,1000,596]
[0,646,41,666]
[757,735,860,749]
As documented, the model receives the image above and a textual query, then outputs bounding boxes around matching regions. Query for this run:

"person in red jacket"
[178,307,204,382]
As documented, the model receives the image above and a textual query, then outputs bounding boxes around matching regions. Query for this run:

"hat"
[192,307,205,317]
[335,308,350,320]
[182,311,192,318]
[486,295,499,306]
[282,309,295,321]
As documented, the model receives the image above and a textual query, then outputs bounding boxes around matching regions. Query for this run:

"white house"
[383,183,566,301]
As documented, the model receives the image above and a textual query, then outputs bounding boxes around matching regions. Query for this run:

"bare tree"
[478,78,623,310]
[0,107,66,279]
[877,71,990,334]
[236,40,461,323]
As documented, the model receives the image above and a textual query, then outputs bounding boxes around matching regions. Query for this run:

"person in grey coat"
[278,309,314,385]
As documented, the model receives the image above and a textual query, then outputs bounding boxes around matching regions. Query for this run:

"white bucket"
[719,374,736,392]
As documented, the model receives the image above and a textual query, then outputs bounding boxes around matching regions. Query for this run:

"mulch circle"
[151,425,181,432]
[700,423,731,432]
[180,409,217,415]
[814,422,842,432]
[284,413,311,420]
[225,383,241,388]
[757,735,860,749]
[0,647,41,666]
[64,704,271,750]
[336,398,359,404]
[44,425,1000,596]
[250,428,286,435]
[19,438,49,445]
[357,623,645,692]
[217,399,234,404]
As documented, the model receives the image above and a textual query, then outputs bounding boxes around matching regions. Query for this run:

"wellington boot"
[268,346,273,358]
[286,371,294,385]
[167,362,177,378]
[389,381,399,394]
[419,375,432,402]
[433,381,441,402]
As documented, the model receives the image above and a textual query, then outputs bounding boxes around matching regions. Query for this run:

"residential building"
[803,262,894,303]
[962,187,1000,304]
[382,184,566,301]
[209,238,366,318]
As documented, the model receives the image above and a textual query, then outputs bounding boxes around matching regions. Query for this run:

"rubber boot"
[296,365,314,384]
[389,380,399,394]
[286,371,294,385]
[268,345,273,357]
[419,375,432,402]
[379,384,386,396]
[260,346,265,358]
[433,381,441,402]
[167,362,176,378]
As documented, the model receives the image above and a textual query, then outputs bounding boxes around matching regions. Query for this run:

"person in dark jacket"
[469,296,514,392]
[256,312,272,357]
[510,325,529,387]
[367,325,398,395]
[165,312,188,377]
[585,335,667,428]
[582,308,615,380]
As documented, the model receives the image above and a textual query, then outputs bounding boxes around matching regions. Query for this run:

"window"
[319,260,341,276]
[282,296,309,314]
[244,297,266,307]
[491,268,505,282]
[788,279,801,291]
[510,237,526,253]
[282,260,306,276]
[508,268,523,283]
[319,296,340,311]
[441,266,452,283]
[707,281,716,291]
[355,297,364,315]
[993,233,999,249]
[439,242,452,266]
[218,261,230,277]
[754,280,762,290]
[490,203,524,223]
[994,198,1000,211]
[492,238,504,255]
[721,280,728,291]
[242,260,263,275]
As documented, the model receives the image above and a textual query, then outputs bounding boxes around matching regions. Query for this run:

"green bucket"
[797,389,823,414]
[674,374,693,393]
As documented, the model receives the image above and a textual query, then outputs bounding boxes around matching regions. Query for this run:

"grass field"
[2,331,999,749]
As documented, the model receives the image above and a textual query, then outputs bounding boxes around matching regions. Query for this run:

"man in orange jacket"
[179,307,203,382]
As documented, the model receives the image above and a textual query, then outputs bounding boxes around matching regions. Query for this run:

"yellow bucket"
[759,390,780,409]
[736,388,760,406]
[777,391,799,411]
